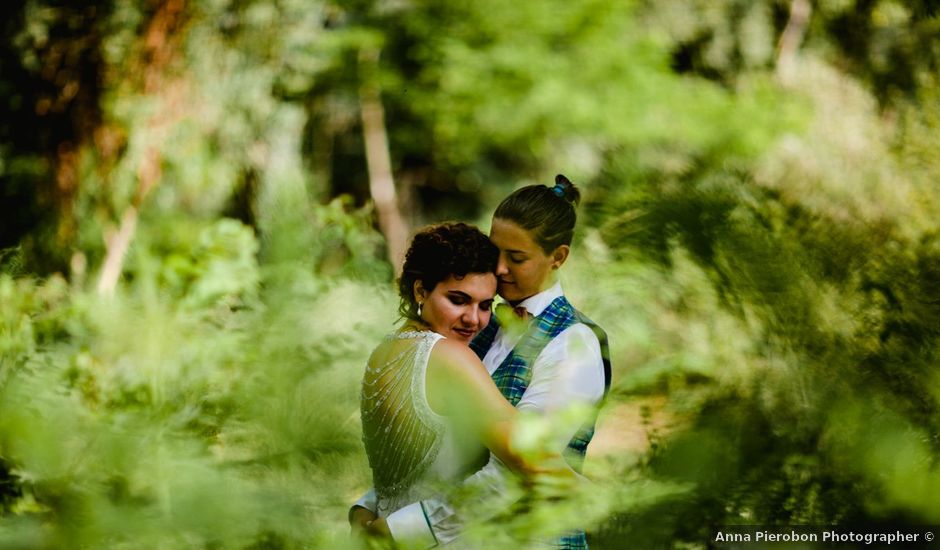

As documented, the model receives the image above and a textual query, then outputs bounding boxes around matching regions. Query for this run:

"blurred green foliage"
[1,0,939,547]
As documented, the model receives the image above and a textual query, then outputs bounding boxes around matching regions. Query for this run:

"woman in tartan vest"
[354,176,611,549]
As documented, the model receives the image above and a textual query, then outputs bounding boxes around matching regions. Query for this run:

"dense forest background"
[2,0,939,547]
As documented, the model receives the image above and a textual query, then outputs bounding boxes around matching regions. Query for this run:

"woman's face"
[415,272,497,344]
[489,218,567,304]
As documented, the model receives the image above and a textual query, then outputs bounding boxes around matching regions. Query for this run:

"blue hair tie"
[552,184,565,197]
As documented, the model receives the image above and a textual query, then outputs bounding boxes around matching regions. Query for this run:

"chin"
[498,286,519,301]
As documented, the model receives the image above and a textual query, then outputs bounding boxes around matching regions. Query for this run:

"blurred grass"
[0,208,397,546]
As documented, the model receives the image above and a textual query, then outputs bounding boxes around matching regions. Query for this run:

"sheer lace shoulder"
[360,330,446,504]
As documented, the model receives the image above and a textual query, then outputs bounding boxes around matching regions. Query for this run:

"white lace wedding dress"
[360,330,486,517]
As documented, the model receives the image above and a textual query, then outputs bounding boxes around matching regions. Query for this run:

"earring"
[417,302,423,318]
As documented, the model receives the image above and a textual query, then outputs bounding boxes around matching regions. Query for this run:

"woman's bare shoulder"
[425,337,489,416]
[429,337,485,373]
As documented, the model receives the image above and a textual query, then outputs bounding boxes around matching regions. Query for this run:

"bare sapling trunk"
[97,0,185,295]
[776,0,811,84]
[358,47,409,275]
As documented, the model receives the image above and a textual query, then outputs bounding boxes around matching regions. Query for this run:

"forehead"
[489,218,538,252]
[435,272,497,297]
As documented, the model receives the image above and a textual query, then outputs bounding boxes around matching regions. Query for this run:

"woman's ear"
[413,280,428,303]
[551,245,570,270]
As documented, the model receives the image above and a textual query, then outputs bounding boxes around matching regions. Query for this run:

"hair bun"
[552,174,581,206]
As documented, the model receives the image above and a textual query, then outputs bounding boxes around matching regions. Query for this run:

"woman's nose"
[463,306,480,327]
[496,255,509,276]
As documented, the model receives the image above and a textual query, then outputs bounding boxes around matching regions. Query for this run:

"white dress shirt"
[357,283,606,547]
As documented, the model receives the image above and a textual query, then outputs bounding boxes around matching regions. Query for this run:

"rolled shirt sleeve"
[384,454,516,546]
[352,488,377,513]
[386,501,440,549]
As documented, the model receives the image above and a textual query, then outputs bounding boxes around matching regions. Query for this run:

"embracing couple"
[350,176,611,549]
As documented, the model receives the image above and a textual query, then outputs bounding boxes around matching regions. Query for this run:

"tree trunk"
[358,48,409,275]
[96,0,186,295]
[776,0,811,84]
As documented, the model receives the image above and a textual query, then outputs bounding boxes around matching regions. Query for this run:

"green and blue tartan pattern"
[470,295,611,550]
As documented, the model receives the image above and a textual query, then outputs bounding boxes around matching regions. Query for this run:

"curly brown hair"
[398,223,499,321]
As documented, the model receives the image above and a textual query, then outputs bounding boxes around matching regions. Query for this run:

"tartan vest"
[469,295,611,472]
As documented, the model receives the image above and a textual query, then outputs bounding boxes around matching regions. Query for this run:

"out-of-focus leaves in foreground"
[2,0,940,547]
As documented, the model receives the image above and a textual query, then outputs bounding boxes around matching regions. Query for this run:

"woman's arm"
[425,339,535,474]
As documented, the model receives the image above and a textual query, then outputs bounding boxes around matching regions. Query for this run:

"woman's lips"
[453,328,475,339]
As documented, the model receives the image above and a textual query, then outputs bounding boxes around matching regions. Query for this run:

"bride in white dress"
[358,223,554,541]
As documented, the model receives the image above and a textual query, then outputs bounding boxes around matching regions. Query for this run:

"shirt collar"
[514,282,563,318]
